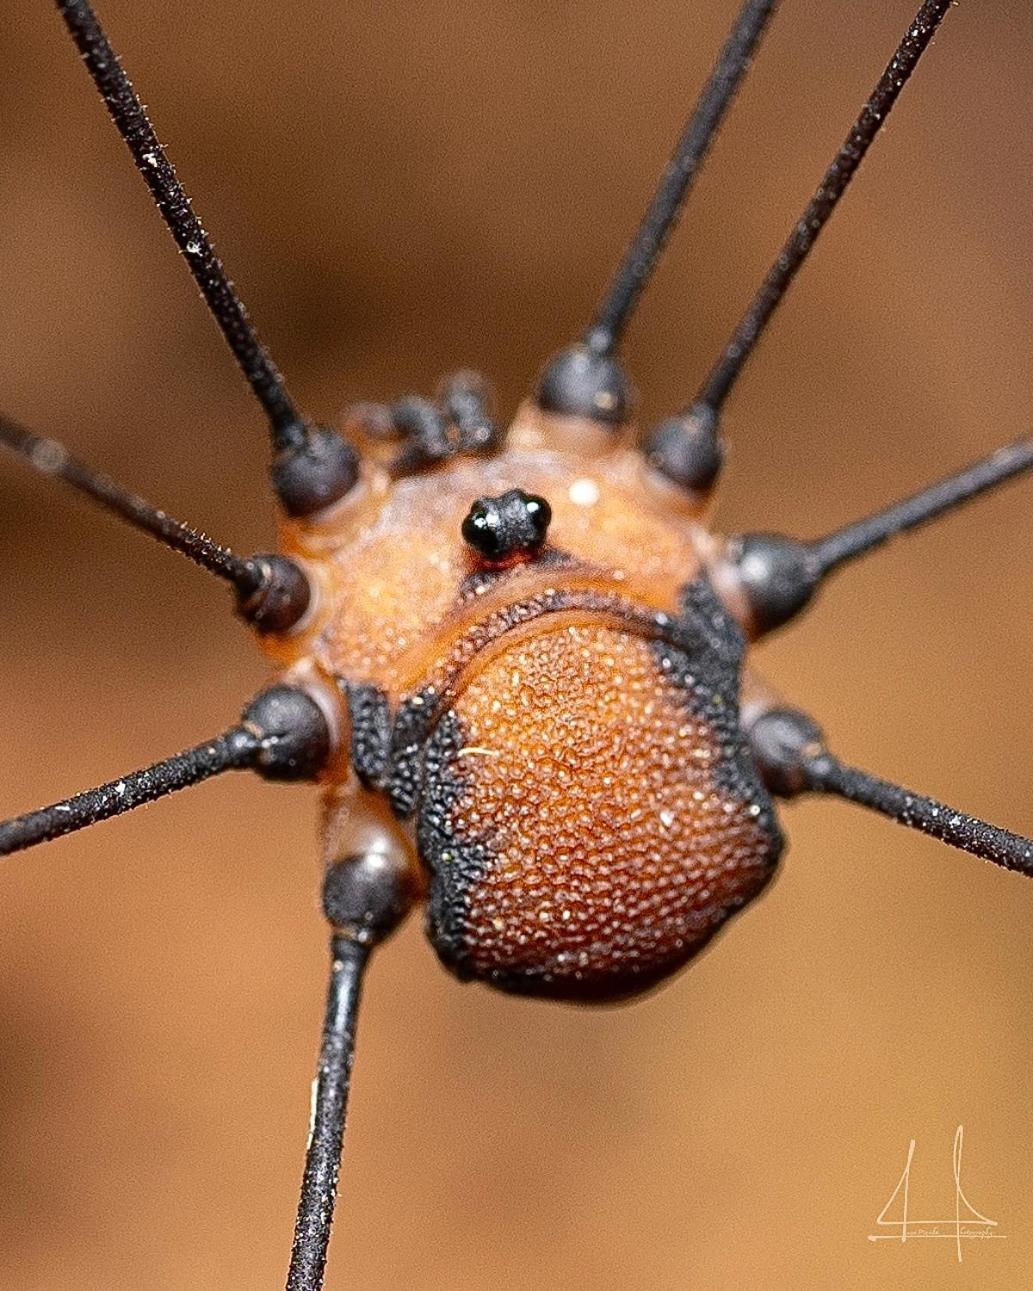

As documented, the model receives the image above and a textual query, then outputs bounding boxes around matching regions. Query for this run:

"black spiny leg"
[285,852,414,1291]
[644,0,953,497]
[714,437,1033,636]
[0,686,331,858]
[0,414,312,632]
[747,707,1033,877]
[54,0,359,516]
[535,0,781,431]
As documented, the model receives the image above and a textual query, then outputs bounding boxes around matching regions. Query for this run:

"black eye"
[461,488,552,563]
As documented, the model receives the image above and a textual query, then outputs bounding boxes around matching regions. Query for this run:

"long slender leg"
[53,0,359,516]
[585,0,779,359]
[0,686,330,858]
[644,0,953,497]
[534,0,780,429]
[0,414,310,631]
[711,436,1033,635]
[747,706,1033,876]
[286,850,414,1291]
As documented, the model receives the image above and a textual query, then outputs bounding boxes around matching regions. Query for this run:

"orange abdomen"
[416,613,781,999]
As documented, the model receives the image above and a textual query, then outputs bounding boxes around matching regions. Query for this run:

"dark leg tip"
[322,851,413,945]
[272,424,360,517]
[641,400,723,494]
[241,684,332,781]
[236,554,312,634]
[534,344,633,426]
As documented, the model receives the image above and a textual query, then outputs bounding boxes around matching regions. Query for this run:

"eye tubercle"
[461,488,552,564]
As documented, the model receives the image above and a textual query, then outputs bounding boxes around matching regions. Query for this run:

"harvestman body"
[2,1,1031,1287]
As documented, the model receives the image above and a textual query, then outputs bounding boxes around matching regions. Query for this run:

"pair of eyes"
[460,488,552,563]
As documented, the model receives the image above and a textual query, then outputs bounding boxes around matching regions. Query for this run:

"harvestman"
[2,1,1031,1288]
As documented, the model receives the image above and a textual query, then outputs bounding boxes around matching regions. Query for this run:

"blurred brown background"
[1,2,1031,1287]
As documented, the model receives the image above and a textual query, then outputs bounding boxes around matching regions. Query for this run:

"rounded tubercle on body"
[460,488,552,566]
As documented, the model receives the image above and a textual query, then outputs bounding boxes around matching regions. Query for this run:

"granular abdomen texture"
[418,624,782,1000]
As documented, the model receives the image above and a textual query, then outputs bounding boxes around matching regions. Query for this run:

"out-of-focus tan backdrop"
[1,3,1030,1288]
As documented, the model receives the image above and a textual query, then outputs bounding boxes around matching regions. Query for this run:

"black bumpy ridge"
[386,690,437,820]
[340,680,392,789]
[417,709,489,981]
